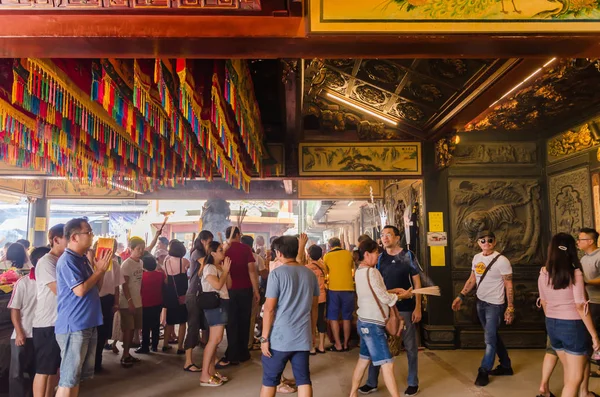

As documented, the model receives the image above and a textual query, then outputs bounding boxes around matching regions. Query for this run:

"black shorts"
[317,302,327,333]
[33,326,61,375]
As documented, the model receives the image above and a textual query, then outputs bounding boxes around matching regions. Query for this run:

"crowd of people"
[4,218,600,397]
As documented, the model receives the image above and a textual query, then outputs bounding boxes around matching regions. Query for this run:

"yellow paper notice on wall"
[34,217,47,232]
[428,212,444,232]
[430,246,446,267]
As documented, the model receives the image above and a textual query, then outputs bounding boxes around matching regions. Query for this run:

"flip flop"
[327,346,344,352]
[216,359,231,369]
[535,393,556,397]
[316,349,326,354]
[277,383,296,394]
[590,371,600,378]
[184,364,202,373]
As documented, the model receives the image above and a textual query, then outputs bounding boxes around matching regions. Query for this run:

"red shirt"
[141,271,165,308]
[226,242,254,290]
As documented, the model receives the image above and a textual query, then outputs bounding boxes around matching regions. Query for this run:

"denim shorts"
[262,350,310,387]
[327,290,355,321]
[204,299,229,327]
[546,317,591,356]
[357,319,393,366]
[55,327,97,388]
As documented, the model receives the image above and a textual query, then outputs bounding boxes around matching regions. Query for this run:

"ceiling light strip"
[488,58,555,108]
[326,92,398,126]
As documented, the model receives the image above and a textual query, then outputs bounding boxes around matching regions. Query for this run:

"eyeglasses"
[479,238,494,244]
[381,233,395,238]
[76,231,94,236]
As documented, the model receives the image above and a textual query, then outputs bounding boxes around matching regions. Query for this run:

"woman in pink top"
[538,233,600,397]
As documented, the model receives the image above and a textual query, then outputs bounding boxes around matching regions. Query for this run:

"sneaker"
[404,386,419,396]
[358,385,377,395]
[475,368,489,387]
[489,365,513,376]
[151,346,158,352]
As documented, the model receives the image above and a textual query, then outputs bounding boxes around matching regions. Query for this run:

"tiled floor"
[82,345,598,396]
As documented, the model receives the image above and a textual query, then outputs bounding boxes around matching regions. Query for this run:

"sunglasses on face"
[479,238,494,244]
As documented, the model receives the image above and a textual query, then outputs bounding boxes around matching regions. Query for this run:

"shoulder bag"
[470,253,502,322]
[165,258,187,306]
[366,268,402,337]
[197,263,221,310]
[366,268,403,356]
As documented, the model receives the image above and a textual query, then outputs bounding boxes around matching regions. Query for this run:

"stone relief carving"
[547,123,600,163]
[449,178,542,268]
[453,142,537,165]
[548,167,593,236]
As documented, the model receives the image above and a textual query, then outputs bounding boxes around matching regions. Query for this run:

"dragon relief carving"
[450,179,542,268]
[547,123,600,162]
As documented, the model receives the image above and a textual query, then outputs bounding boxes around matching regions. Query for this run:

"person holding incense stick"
[359,225,422,397]
[452,230,514,388]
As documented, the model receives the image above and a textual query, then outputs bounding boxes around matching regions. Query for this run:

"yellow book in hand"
[96,238,114,272]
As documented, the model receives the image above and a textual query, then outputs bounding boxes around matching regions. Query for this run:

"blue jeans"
[55,327,97,388]
[366,311,419,388]
[357,320,393,366]
[477,300,511,372]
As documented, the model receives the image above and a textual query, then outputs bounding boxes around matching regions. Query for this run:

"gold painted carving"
[547,123,600,163]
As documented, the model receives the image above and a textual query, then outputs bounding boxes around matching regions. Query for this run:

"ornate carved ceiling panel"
[466,59,600,134]
[305,58,504,140]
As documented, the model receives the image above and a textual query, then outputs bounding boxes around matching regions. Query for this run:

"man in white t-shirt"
[452,231,514,387]
[33,223,67,397]
[9,267,37,397]
[119,237,145,367]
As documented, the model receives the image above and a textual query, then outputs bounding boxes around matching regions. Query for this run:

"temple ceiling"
[465,59,600,135]
[302,58,509,140]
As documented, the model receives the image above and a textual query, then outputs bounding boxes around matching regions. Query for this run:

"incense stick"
[411,286,441,296]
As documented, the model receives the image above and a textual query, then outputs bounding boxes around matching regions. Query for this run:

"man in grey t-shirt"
[260,236,319,397]
[578,228,600,375]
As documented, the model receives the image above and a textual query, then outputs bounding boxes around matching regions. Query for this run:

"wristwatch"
[258,336,269,344]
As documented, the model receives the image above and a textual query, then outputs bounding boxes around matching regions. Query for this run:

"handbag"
[366,268,404,357]
[366,268,403,337]
[165,257,187,306]
[197,263,221,310]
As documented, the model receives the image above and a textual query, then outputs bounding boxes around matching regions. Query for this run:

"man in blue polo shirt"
[55,218,112,397]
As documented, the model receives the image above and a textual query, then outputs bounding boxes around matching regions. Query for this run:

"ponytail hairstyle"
[192,230,214,258]
[202,241,222,268]
[357,238,379,263]
[546,232,582,290]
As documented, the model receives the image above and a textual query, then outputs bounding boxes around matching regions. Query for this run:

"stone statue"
[201,198,231,239]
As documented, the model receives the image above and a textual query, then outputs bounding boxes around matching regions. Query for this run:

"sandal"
[214,371,229,382]
[216,359,231,369]
[184,364,202,373]
[316,348,326,354]
[327,345,344,352]
[282,377,296,387]
[309,350,317,356]
[200,376,224,387]
[276,383,296,394]
[120,357,133,368]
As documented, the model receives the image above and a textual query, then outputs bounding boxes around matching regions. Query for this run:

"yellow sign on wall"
[310,0,600,33]
[428,212,445,267]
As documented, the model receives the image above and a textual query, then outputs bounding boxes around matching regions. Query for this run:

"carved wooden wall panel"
[453,142,537,165]
[548,167,593,236]
[449,178,543,269]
